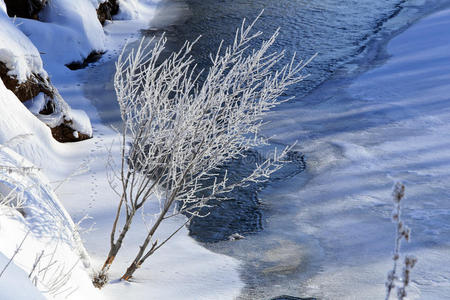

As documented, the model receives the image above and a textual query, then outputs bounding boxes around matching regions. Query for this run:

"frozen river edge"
[260,6,450,300]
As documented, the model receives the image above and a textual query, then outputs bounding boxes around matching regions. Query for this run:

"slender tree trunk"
[120,222,160,280]
[120,199,171,280]
[101,211,135,273]
[121,214,193,280]
[121,252,144,281]
[101,245,120,273]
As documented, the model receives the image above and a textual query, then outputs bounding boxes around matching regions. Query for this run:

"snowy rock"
[228,233,245,241]
[50,122,91,143]
[15,0,106,66]
[3,0,47,19]
[0,7,93,142]
[0,9,47,83]
[0,61,52,102]
[96,0,119,25]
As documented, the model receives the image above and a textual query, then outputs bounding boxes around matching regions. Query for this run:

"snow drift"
[0,146,102,299]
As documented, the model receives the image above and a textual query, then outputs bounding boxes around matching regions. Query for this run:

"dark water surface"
[155,0,448,99]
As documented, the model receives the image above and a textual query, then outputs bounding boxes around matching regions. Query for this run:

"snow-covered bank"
[263,7,450,300]
[1,0,243,299]
[0,2,94,144]
[0,147,102,299]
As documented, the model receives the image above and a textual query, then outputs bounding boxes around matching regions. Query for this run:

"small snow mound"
[70,109,93,138]
[0,9,47,82]
[114,0,157,21]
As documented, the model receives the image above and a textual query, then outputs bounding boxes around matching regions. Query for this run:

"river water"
[84,0,449,298]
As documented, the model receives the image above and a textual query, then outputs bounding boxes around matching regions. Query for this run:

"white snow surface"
[0,147,102,299]
[0,0,6,14]
[114,0,160,20]
[0,9,47,82]
[0,79,58,167]
[262,7,450,300]
[0,253,45,300]
[17,0,105,66]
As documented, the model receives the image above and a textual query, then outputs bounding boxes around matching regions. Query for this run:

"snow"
[0,79,58,167]
[0,9,47,82]
[262,7,450,300]
[24,93,47,115]
[23,92,93,139]
[0,147,102,299]
[90,0,108,9]
[0,253,45,300]
[7,0,449,299]
[69,109,93,137]
[114,0,160,21]
[17,0,105,66]
[0,0,6,14]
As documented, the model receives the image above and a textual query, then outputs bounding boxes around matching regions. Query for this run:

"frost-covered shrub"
[97,13,313,282]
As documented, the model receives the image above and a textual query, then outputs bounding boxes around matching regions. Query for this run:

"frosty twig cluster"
[98,13,312,282]
[385,183,417,300]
